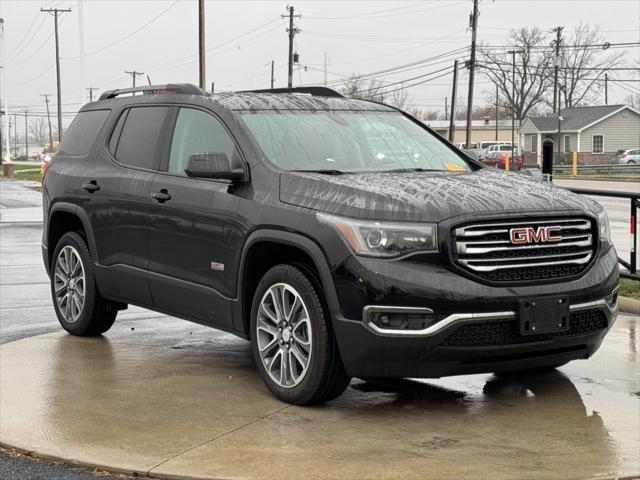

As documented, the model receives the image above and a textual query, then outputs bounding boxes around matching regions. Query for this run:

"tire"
[250,264,350,405]
[50,231,117,336]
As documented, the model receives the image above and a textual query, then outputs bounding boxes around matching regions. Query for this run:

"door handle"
[151,189,171,203]
[81,180,100,193]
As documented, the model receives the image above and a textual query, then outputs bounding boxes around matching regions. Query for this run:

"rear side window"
[58,110,110,156]
[113,106,168,169]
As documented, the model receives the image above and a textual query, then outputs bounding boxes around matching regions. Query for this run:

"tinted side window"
[58,110,110,156]
[115,106,168,169]
[168,108,238,175]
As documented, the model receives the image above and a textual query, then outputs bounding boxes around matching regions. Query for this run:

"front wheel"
[250,264,350,405]
[51,231,117,336]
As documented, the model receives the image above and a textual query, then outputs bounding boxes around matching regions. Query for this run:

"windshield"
[238,110,471,173]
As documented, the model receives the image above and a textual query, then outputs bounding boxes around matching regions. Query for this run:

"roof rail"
[239,86,343,98]
[98,83,206,101]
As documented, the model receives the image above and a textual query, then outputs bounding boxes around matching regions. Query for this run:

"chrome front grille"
[452,218,595,282]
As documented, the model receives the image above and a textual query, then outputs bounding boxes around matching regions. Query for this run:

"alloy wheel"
[256,283,313,388]
[54,245,86,323]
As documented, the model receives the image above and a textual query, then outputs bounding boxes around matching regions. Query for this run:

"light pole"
[507,49,524,166]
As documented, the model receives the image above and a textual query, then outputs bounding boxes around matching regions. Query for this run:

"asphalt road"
[0,177,638,479]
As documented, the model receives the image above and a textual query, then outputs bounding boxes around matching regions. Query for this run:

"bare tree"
[479,27,553,121]
[341,74,413,110]
[28,117,49,148]
[341,74,386,102]
[559,23,626,108]
[625,93,640,110]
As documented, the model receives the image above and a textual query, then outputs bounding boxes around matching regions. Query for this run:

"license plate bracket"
[519,297,570,335]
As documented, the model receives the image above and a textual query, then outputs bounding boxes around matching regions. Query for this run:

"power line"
[62,0,180,60]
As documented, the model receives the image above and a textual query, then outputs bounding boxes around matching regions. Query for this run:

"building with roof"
[519,105,640,165]
[425,118,515,144]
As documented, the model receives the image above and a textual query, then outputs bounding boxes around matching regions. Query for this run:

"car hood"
[279,168,602,222]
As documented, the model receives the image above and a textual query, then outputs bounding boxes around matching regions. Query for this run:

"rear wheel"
[51,232,117,336]
[250,264,350,405]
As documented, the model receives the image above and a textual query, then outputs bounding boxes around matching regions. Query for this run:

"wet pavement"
[1,316,639,479]
[1,178,639,479]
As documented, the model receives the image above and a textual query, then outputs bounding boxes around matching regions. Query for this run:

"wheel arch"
[46,203,98,270]
[236,229,340,338]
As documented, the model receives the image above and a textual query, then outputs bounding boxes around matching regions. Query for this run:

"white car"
[610,149,639,165]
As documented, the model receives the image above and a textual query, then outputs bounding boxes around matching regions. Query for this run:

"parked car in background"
[455,142,478,150]
[486,144,521,156]
[482,150,524,170]
[476,140,511,159]
[610,149,639,164]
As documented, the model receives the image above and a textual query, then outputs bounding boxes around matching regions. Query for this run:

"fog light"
[371,312,436,331]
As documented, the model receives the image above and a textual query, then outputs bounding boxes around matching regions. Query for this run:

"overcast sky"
[1,0,639,126]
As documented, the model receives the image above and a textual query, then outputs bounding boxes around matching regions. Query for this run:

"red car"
[481,150,524,170]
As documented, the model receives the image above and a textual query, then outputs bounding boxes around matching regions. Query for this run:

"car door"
[85,105,170,305]
[147,106,247,328]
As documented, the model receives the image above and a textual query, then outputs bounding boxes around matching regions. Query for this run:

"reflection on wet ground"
[0,314,638,479]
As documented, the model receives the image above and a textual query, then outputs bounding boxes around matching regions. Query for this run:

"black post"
[24,111,28,160]
[198,0,205,89]
[495,82,499,141]
[448,60,458,143]
[552,26,563,114]
[287,7,294,88]
[631,199,637,275]
[510,50,516,164]
[604,72,608,105]
[464,0,479,149]
[271,60,275,89]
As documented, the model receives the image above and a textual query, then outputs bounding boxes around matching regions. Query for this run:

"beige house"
[425,119,515,144]
[519,105,640,165]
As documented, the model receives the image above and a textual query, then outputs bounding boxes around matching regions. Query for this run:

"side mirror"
[184,152,244,181]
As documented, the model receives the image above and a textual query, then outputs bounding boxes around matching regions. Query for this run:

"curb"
[619,296,640,315]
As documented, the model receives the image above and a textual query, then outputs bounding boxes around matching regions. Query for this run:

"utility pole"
[495,83,499,141]
[13,114,17,158]
[24,111,28,160]
[604,72,608,105]
[551,26,563,114]
[464,0,479,149]
[0,16,9,164]
[271,60,275,89]
[323,52,328,86]
[198,0,205,89]
[125,70,144,88]
[41,94,53,151]
[449,60,459,143]
[41,7,71,144]
[282,6,300,88]
[445,97,448,122]
[507,50,523,163]
[86,87,98,102]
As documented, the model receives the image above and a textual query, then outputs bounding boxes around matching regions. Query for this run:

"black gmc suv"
[42,84,619,405]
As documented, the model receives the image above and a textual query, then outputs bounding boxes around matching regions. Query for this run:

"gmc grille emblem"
[509,226,562,244]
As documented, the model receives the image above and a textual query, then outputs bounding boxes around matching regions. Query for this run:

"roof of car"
[93,83,395,113]
[212,92,395,112]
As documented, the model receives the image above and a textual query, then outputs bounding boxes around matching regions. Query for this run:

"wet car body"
[42,86,619,389]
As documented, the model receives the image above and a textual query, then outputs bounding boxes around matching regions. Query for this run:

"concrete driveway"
[1,178,639,479]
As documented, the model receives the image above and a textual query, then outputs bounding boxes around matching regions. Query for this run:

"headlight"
[597,209,611,243]
[317,212,438,258]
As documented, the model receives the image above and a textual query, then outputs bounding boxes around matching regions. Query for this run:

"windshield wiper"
[382,167,443,173]
[292,169,348,175]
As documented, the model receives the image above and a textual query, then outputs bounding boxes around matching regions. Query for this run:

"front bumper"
[334,295,618,378]
[330,245,619,379]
